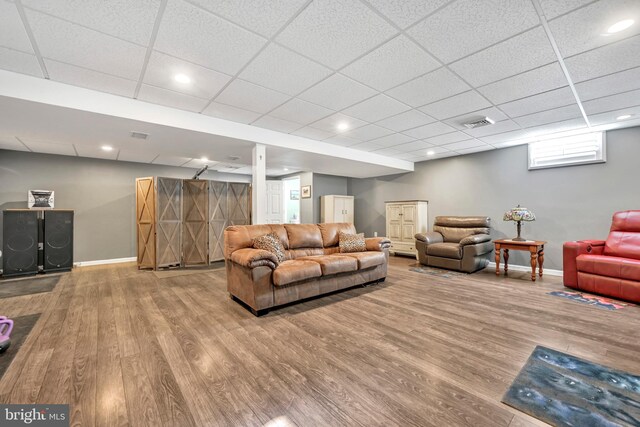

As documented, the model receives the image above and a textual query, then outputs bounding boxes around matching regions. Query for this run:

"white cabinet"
[321,195,354,223]
[385,200,428,257]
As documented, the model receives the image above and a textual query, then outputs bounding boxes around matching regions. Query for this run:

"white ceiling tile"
[368,133,414,147]
[419,91,492,120]
[46,59,137,97]
[252,116,301,133]
[477,62,567,104]
[424,146,452,155]
[21,138,77,156]
[387,67,470,107]
[201,101,262,124]
[341,35,440,91]
[276,0,397,69]
[155,0,266,75]
[0,0,33,53]
[539,0,593,20]
[22,0,160,45]
[372,147,402,156]
[215,79,290,114]
[349,140,387,151]
[270,98,332,125]
[456,145,495,155]
[392,140,433,152]
[309,113,368,134]
[341,94,410,122]
[491,139,530,148]
[343,124,394,141]
[463,120,521,137]
[152,155,191,167]
[422,151,459,160]
[26,9,146,80]
[402,122,457,139]
[582,89,640,115]
[521,117,588,136]
[575,66,640,101]
[0,136,29,152]
[588,105,640,126]
[143,51,231,99]
[409,0,540,63]
[0,46,43,77]
[181,158,219,169]
[117,150,159,164]
[239,44,332,95]
[375,110,435,132]
[441,139,485,151]
[391,151,421,160]
[138,84,209,112]
[423,131,473,146]
[444,107,509,130]
[74,144,118,160]
[290,126,334,141]
[499,86,575,118]
[514,104,583,128]
[323,135,361,147]
[548,0,640,57]
[188,0,308,37]
[564,35,640,82]
[449,27,557,86]
[366,0,450,29]
[479,129,532,144]
[298,74,377,110]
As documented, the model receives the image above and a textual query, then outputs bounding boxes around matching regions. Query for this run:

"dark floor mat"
[0,276,59,298]
[0,313,41,380]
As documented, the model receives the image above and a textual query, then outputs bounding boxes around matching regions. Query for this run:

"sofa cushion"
[339,232,366,253]
[272,260,322,286]
[286,248,325,260]
[338,251,385,269]
[252,232,286,264]
[285,224,323,249]
[299,255,358,275]
[318,223,356,247]
[426,242,462,259]
[576,254,640,282]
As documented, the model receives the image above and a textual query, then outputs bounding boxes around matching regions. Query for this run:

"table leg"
[504,249,509,274]
[530,250,538,282]
[495,245,501,276]
[538,248,544,277]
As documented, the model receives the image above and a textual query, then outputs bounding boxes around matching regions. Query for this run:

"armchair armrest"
[415,231,443,245]
[460,234,491,246]
[563,240,605,288]
[365,237,391,251]
[230,248,278,270]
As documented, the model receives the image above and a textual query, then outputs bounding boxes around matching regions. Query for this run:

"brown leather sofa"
[415,216,492,273]
[224,223,391,315]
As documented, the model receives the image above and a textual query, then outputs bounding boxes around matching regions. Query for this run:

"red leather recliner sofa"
[563,210,640,303]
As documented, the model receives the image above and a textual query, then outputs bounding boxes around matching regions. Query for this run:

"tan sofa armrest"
[459,234,491,246]
[230,248,278,269]
[365,237,391,251]
[415,231,443,245]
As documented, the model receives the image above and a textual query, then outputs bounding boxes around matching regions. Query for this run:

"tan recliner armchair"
[415,216,492,273]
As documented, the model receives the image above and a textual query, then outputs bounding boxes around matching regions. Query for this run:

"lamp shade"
[503,205,536,222]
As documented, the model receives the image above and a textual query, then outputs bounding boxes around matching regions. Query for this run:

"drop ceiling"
[0,0,639,175]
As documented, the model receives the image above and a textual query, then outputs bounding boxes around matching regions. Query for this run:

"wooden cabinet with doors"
[385,200,428,257]
[320,195,354,223]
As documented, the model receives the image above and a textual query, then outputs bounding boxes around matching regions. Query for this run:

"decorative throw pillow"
[339,232,366,253]
[253,232,286,264]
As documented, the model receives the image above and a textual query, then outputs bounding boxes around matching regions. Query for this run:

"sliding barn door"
[156,177,182,268]
[208,181,228,263]
[228,183,251,226]
[182,180,208,266]
[136,177,156,269]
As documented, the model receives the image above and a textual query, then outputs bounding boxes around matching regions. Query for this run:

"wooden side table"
[494,239,546,282]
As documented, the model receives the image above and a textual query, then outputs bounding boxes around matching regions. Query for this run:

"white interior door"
[265,180,283,223]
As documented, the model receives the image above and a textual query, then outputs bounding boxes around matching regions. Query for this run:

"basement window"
[528,132,606,170]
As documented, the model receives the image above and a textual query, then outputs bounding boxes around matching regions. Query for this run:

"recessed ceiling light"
[200,156,209,162]
[174,73,191,84]
[283,168,289,171]
[426,150,435,156]
[616,114,632,120]
[337,122,349,131]
[607,19,634,34]
[101,145,113,152]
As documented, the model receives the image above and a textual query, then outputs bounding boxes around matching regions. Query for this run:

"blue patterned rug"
[503,346,640,426]
[547,290,631,310]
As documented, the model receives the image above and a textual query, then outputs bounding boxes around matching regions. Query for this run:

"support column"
[252,144,266,224]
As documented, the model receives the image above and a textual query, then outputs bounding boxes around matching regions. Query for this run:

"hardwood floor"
[1,256,639,426]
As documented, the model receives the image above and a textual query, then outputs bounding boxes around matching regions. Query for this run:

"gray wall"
[348,126,640,270]
[0,150,249,263]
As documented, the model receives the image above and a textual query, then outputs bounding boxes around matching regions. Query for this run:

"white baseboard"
[74,257,136,267]
[487,262,563,277]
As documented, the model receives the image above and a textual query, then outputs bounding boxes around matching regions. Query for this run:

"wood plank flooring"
[0,256,639,426]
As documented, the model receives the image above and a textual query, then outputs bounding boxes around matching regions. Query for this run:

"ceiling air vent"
[130,131,149,139]
[227,155,240,161]
[463,117,495,129]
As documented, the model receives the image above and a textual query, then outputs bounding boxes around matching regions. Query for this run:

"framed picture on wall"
[290,189,300,200]
[301,185,311,199]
